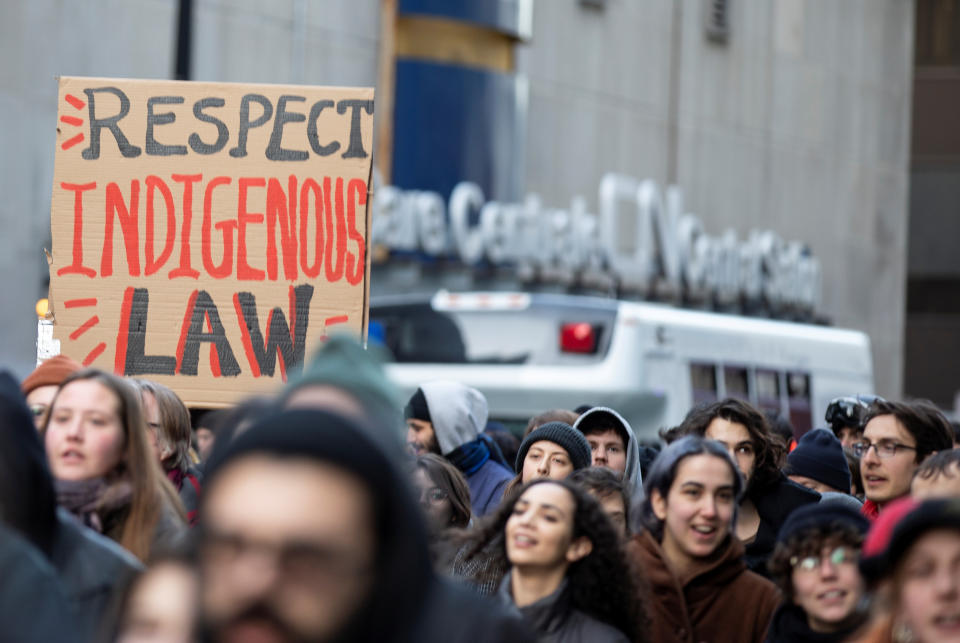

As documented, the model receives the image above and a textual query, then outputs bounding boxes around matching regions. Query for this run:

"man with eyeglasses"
[854,400,953,520]
[20,355,82,430]
[199,408,533,643]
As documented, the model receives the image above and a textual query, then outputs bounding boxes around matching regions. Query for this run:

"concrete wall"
[0,0,177,377]
[519,0,915,398]
[0,0,915,398]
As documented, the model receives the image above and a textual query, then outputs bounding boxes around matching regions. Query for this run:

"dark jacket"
[629,530,780,643]
[0,371,144,642]
[497,572,629,643]
[745,474,820,575]
[51,508,143,637]
[765,603,862,643]
[209,408,534,643]
[464,457,513,516]
[0,524,76,643]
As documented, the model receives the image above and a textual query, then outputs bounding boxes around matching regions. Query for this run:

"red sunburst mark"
[83,342,107,366]
[63,298,97,308]
[65,94,86,110]
[69,315,99,341]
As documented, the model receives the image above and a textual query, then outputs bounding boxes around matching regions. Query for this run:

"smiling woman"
[630,436,780,643]
[457,479,645,642]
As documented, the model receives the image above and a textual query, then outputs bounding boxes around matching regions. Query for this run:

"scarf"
[55,477,132,534]
[447,438,491,475]
[167,467,185,491]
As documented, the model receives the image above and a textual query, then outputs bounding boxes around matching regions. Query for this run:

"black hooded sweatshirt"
[205,408,535,643]
[0,370,143,642]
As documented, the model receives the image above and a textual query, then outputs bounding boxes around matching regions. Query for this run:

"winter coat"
[420,381,513,515]
[744,474,820,575]
[209,408,534,643]
[51,508,143,640]
[0,524,76,643]
[0,371,143,642]
[629,530,780,643]
[573,406,645,532]
[765,602,863,643]
[497,572,630,643]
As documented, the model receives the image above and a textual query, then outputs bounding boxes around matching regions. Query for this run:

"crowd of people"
[4,335,960,642]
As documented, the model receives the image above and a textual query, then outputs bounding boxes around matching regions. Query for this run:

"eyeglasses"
[790,546,858,572]
[201,527,372,586]
[29,404,47,418]
[852,440,917,459]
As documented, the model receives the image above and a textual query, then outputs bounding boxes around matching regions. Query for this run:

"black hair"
[568,467,632,534]
[861,399,953,464]
[913,448,960,482]
[457,479,647,642]
[661,398,781,495]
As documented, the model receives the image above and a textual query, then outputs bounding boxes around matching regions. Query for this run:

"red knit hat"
[859,495,919,582]
[21,355,83,395]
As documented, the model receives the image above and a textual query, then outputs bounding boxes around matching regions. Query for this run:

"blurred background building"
[0,0,940,406]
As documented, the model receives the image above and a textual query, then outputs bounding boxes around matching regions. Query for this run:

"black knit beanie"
[404,387,432,423]
[516,422,592,473]
[786,428,851,493]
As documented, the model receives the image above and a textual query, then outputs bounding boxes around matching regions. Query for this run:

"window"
[756,369,781,416]
[724,366,749,400]
[787,372,812,434]
[690,363,718,404]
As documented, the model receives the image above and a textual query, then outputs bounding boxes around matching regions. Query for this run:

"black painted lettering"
[189,97,229,154]
[306,100,340,156]
[266,95,308,161]
[123,288,177,375]
[236,284,312,379]
[178,291,241,376]
[336,99,374,159]
[145,96,187,156]
[81,87,142,159]
[229,94,273,158]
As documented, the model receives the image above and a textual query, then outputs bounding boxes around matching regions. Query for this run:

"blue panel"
[399,0,530,39]
[392,59,525,202]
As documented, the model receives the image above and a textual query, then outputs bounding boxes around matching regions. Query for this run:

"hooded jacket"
[207,409,533,643]
[497,572,630,643]
[0,523,76,643]
[628,530,780,643]
[573,407,644,531]
[420,381,513,515]
[0,371,143,642]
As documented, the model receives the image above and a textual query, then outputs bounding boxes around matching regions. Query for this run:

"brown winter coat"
[628,530,780,643]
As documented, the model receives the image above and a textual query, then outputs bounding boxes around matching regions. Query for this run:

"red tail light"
[560,322,598,354]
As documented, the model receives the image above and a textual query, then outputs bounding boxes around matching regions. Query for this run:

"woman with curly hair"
[661,398,820,574]
[43,369,186,562]
[458,478,646,642]
[629,435,779,643]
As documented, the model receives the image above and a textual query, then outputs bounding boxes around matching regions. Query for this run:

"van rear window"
[371,302,614,365]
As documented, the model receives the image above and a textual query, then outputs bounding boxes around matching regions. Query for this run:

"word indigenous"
[56,174,367,285]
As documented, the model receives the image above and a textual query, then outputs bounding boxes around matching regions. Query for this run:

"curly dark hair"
[457,479,648,642]
[767,522,864,601]
[861,399,953,464]
[660,398,782,496]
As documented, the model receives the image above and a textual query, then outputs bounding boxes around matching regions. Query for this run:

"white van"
[371,291,874,442]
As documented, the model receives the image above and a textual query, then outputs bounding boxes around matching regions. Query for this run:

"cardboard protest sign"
[49,77,374,406]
